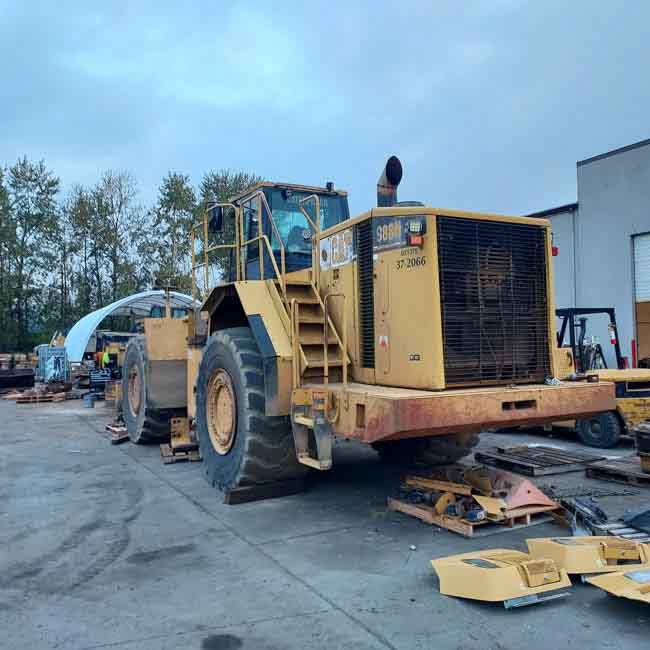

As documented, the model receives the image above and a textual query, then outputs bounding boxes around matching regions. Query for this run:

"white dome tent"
[64,290,199,363]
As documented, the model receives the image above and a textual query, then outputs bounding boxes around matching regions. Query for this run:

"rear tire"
[373,432,479,466]
[196,327,306,491]
[122,336,174,444]
[576,411,622,448]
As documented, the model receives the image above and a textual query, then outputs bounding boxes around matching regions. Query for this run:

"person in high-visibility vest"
[101,351,111,369]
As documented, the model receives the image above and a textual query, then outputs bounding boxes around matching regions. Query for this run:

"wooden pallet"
[387,497,557,538]
[160,443,201,464]
[591,521,650,543]
[15,391,67,404]
[585,455,650,487]
[475,445,606,476]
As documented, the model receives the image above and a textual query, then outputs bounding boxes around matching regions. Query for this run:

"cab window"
[265,188,349,254]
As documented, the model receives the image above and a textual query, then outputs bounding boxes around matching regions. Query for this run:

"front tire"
[196,327,306,491]
[576,411,622,448]
[372,432,479,466]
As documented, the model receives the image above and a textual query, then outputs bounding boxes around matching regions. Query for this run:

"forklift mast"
[556,307,625,372]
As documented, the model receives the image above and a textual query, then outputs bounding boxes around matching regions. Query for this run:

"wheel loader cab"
[232,183,350,281]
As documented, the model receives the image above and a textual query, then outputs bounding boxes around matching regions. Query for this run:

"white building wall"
[575,141,650,366]
[546,208,577,310]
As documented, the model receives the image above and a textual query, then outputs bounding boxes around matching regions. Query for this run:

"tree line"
[0,157,261,352]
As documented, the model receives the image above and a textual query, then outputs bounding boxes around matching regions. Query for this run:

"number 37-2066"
[396,256,426,270]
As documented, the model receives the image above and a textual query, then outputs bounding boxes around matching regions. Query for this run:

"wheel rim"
[128,365,141,416]
[206,368,236,455]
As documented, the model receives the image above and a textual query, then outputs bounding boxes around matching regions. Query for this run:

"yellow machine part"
[554,346,576,380]
[587,569,650,604]
[431,549,571,608]
[591,368,650,382]
[527,537,650,575]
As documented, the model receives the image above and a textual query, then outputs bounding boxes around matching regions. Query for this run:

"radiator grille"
[356,220,375,368]
[437,216,550,386]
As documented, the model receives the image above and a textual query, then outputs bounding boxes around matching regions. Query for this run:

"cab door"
[243,197,261,279]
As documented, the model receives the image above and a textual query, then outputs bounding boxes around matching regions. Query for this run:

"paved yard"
[1,399,648,649]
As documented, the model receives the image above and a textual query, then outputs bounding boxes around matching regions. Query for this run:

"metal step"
[299,314,325,324]
[299,330,338,345]
[297,453,332,470]
[305,358,344,369]
[293,414,314,428]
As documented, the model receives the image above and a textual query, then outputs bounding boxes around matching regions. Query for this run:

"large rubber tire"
[196,327,306,491]
[372,433,480,466]
[121,336,174,444]
[576,411,622,448]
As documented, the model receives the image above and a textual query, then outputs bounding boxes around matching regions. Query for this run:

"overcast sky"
[1,1,649,215]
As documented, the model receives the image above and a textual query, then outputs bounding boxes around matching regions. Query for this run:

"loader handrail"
[239,232,286,294]
[290,299,301,388]
[191,202,240,300]
[323,292,348,390]
[190,193,291,302]
[298,194,321,293]
[245,190,287,300]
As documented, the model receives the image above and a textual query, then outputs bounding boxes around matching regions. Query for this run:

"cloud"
[0,1,649,216]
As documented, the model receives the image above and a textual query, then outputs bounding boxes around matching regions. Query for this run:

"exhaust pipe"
[377,155,403,207]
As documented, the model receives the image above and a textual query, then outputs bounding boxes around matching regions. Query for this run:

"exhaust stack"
[377,156,403,207]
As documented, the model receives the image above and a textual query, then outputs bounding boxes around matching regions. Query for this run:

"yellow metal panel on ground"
[587,569,650,604]
[431,549,571,605]
[527,537,650,575]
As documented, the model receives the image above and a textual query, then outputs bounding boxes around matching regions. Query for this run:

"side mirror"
[208,205,225,232]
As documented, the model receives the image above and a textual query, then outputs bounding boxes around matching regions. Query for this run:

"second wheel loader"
[123,156,615,498]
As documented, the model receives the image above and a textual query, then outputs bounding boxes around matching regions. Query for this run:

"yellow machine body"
[431,549,571,608]
[527,537,650,575]
[198,207,615,443]
[186,161,617,479]
[587,569,650,604]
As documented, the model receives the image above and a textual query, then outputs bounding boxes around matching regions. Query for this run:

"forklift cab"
[208,183,350,282]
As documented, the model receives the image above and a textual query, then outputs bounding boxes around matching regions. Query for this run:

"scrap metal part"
[586,568,650,604]
[623,506,650,535]
[431,549,571,608]
[527,537,650,576]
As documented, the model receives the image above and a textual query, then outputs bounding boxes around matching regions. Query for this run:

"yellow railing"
[190,193,290,303]
[298,195,321,293]
[192,193,352,397]
[323,293,348,390]
[290,300,300,388]
[190,202,239,301]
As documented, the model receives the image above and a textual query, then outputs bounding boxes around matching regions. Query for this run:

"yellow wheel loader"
[123,156,615,498]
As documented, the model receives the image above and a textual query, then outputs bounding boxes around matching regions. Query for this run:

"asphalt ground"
[1,399,648,649]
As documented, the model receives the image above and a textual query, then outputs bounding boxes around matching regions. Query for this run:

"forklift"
[556,307,650,447]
